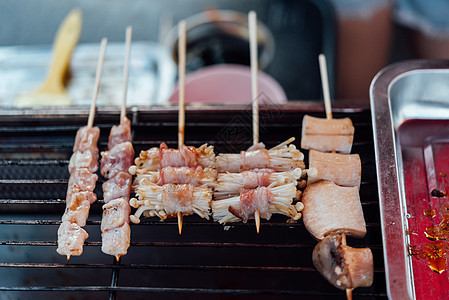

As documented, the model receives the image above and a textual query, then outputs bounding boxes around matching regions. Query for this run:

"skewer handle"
[178,20,186,146]
[249,11,259,145]
[121,26,132,124]
[87,38,108,128]
[318,54,333,120]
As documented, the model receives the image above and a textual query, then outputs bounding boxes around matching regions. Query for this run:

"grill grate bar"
[0,262,387,273]
[0,179,67,184]
[0,240,384,250]
[0,285,387,297]
[0,219,381,227]
[0,160,69,166]
[0,262,315,271]
[0,241,311,248]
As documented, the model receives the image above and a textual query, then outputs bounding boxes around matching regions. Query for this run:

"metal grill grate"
[0,105,386,299]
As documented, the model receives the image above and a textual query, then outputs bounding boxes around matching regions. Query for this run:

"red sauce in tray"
[424,208,436,218]
[399,119,449,292]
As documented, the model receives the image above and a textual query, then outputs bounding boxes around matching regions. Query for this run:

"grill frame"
[0,103,386,299]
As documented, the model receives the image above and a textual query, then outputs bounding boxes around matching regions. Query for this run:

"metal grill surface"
[0,105,386,299]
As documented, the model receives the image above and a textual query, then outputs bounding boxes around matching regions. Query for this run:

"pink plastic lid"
[168,64,287,105]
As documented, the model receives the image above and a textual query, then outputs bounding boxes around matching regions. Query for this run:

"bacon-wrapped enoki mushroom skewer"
[215,138,305,173]
[214,168,304,200]
[212,182,303,225]
[100,27,135,260]
[129,143,216,228]
[57,38,108,260]
[211,12,304,233]
[129,21,216,234]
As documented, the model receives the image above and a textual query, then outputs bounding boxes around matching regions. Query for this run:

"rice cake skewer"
[301,54,354,154]
[57,38,108,260]
[306,55,369,299]
[305,54,361,189]
[100,27,135,260]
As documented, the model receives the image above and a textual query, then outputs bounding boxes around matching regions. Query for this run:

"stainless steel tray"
[371,60,449,299]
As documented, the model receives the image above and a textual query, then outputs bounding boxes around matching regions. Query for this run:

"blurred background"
[0,0,448,106]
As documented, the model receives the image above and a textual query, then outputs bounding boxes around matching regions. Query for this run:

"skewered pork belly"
[73,126,100,153]
[68,126,101,174]
[101,141,134,179]
[102,223,131,258]
[57,221,89,257]
[215,140,305,173]
[67,169,98,192]
[307,149,361,188]
[212,182,301,224]
[108,117,132,149]
[302,180,366,240]
[57,126,100,259]
[100,117,134,259]
[62,191,97,227]
[313,234,373,290]
[102,171,132,203]
[301,115,354,154]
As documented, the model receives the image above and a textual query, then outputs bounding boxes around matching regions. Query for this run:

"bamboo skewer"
[320,54,353,300]
[87,38,108,128]
[249,11,259,145]
[248,11,261,234]
[121,26,132,124]
[340,232,353,300]
[318,53,333,120]
[177,20,187,234]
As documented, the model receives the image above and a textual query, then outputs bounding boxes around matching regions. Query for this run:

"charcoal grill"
[0,103,386,299]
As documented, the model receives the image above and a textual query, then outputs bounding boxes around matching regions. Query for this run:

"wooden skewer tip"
[346,288,353,300]
[255,209,261,234]
[177,212,183,235]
